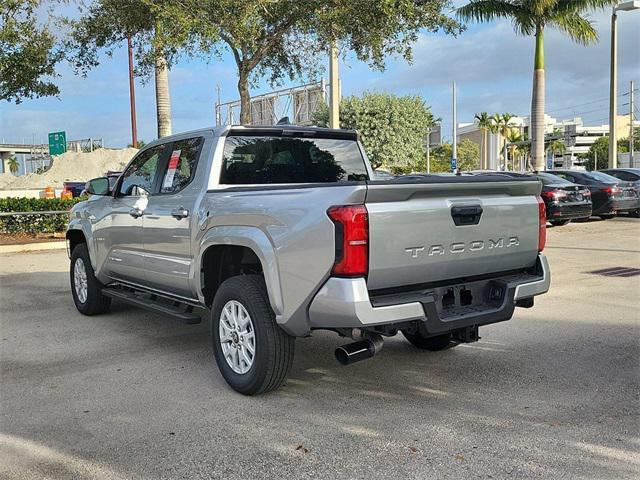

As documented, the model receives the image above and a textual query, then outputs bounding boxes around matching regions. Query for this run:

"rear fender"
[197,226,284,318]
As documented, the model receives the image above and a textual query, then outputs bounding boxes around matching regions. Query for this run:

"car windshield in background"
[582,171,621,183]
[536,172,573,186]
[221,136,369,184]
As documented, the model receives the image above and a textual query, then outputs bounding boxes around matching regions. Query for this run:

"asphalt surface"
[1,217,639,479]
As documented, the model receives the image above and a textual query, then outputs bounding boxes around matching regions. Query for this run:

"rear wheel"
[550,220,570,226]
[211,275,295,395]
[401,331,457,351]
[70,243,111,315]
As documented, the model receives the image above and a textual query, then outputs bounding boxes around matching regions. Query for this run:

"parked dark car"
[62,181,87,198]
[599,168,640,217]
[552,170,638,219]
[534,172,592,226]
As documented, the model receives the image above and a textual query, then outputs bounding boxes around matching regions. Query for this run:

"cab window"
[160,137,204,193]
[119,145,165,196]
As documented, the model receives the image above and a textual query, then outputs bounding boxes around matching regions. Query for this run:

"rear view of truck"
[310,173,549,360]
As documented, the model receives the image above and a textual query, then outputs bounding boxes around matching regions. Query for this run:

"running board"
[102,287,203,324]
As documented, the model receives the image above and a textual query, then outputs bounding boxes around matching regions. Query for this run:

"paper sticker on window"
[163,150,181,190]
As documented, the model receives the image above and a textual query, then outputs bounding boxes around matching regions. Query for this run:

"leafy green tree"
[429,140,480,173]
[154,0,461,124]
[313,92,436,172]
[0,0,63,103]
[458,0,616,172]
[582,135,632,170]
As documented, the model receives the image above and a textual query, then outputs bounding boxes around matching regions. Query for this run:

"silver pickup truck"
[67,125,550,395]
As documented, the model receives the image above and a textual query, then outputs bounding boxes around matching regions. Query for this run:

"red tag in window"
[163,150,181,189]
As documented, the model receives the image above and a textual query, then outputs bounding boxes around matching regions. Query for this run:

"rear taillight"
[536,195,546,252]
[327,205,368,277]
[541,190,565,201]
[600,186,620,195]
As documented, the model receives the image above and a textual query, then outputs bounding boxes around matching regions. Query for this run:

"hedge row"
[0,197,86,234]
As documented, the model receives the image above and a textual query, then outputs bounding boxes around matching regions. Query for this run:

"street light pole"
[452,81,457,172]
[608,8,618,168]
[608,1,640,168]
[630,80,635,166]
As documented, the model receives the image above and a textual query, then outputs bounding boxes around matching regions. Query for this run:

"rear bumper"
[611,197,639,213]
[308,254,550,333]
[547,202,592,220]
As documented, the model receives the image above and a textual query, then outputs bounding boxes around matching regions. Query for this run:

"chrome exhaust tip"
[335,334,383,365]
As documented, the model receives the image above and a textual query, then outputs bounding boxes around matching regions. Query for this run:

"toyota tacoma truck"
[66,125,550,395]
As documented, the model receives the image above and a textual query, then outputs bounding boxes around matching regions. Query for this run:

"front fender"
[196,225,284,319]
[66,216,96,268]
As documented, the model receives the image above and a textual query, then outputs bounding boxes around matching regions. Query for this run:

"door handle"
[171,207,189,219]
[129,207,144,218]
[451,205,483,226]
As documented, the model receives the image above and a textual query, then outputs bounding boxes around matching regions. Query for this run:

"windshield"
[536,172,573,186]
[582,171,621,183]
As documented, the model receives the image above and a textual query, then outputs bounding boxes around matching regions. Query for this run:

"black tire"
[629,210,640,218]
[550,220,570,226]
[211,275,294,395]
[70,243,111,315]
[599,214,615,220]
[401,331,457,351]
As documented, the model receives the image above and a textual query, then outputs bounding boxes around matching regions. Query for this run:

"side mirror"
[86,177,110,196]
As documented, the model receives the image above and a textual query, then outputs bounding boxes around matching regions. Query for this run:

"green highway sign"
[48,131,67,155]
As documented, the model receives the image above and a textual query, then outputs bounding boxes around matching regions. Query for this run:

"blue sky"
[1,5,638,147]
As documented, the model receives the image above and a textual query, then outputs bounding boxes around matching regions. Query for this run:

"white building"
[457,114,637,170]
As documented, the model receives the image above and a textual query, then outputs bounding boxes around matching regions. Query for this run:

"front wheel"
[550,220,570,227]
[211,275,295,395]
[70,243,111,315]
[599,214,615,220]
[401,331,457,351]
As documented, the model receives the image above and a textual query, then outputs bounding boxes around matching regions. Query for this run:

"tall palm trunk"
[530,26,545,171]
[155,52,172,138]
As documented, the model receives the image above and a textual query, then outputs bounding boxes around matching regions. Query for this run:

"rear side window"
[160,137,204,193]
[220,136,369,184]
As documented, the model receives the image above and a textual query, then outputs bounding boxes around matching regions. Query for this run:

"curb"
[0,241,67,254]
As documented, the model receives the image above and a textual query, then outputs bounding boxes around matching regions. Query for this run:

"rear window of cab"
[220,135,369,185]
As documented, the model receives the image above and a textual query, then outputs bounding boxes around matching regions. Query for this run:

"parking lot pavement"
[1,218,639,480]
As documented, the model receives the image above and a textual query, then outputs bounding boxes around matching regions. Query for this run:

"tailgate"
[365,177,542,291]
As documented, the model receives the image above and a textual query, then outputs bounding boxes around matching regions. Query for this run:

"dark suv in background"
[552,170,638,219]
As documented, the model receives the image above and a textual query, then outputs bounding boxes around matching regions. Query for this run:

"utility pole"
[452,81,457,172]
[329,42,340,129]
[426,127,431,174]
[216,84,221,126]
[608,8,618,168]
[127,35,138,148]
[630,80,635,167]
[594,148,598,171]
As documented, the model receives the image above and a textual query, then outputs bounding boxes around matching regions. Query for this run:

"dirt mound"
[0,148,138,190]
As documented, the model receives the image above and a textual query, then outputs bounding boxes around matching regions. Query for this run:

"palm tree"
[506,130,524,170]
[475,112,491,169]
[7,156,19,175]
[152,22,172,138]
[458,0,614,171]
[491,113,515,169]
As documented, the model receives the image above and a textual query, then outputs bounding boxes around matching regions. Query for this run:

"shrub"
[313,92,436,173]
[0,197,86,234]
